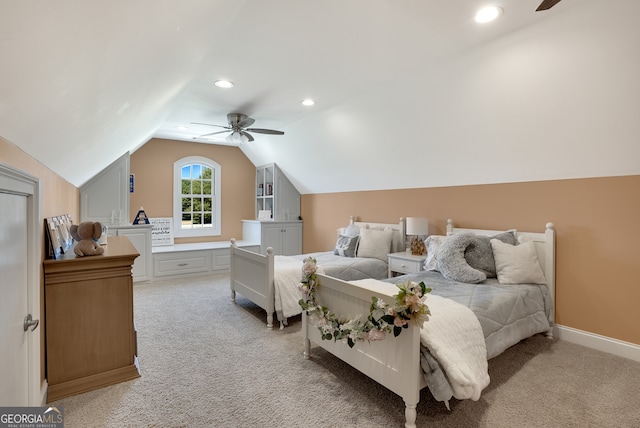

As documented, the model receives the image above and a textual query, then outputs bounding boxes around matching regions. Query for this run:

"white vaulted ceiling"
[1,0,639,192]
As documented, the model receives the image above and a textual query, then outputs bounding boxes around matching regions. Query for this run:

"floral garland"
[298,257,431,348]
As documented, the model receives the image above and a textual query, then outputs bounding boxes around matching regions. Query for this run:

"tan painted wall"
[129,138,256,244]
[0,136,79,387]
[301,176,640,346]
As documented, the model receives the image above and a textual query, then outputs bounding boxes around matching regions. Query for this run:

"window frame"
[173,156,221,238]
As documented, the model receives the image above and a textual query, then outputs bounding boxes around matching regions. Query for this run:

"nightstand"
[387,252,427,278]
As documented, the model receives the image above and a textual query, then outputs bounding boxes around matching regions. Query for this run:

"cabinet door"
[117,229,151,282]
[282,223,302,256]
[263,223,284,255]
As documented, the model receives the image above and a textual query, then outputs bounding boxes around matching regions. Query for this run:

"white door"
[0,192,29,405]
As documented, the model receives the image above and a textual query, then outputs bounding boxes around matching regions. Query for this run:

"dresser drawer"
[389,257,423,274]
[154,253,210,277]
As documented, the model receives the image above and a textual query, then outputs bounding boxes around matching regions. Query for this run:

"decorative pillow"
[424,235,447,271]
[356,228,393,261]
[464,230,517,278]
[437,233,487,283]
[337,223,360,238]
[333,234,359,257]
[490,239,546,284]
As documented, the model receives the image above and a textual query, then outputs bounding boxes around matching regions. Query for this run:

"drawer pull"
[177,263,188,267]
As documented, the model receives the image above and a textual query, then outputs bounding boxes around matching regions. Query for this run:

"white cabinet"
[242,220,302,256]
[107,224,152,282]
[256,163,300,222]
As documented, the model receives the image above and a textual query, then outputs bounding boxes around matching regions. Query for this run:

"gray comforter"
[292,251,389,281]
[386,271,553,405]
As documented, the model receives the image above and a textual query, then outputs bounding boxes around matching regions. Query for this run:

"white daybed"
[230,217,406,329]
[302,219,555,428]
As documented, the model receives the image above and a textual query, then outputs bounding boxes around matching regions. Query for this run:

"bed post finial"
[546,222,555,231]
[349,215,356,224]
[446,219,454,235]
[230,238,237,247]
[266,247,274,255]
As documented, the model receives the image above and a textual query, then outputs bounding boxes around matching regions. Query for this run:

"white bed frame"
[302,219,556,428]
[230,216,406,329]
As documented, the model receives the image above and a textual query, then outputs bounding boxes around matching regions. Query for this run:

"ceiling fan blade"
[190,122,230,129]
[197,130,231,138]
[237,117,255,129]
[240,131,254,142]
[536,0,562,11]
[245,128,285,135]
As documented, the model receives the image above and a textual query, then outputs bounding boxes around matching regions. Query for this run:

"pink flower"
[367,328,386,341]
[394,317,408,327]
[302,259,317,276]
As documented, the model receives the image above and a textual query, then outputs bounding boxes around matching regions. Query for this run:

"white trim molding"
[555,324,640,363]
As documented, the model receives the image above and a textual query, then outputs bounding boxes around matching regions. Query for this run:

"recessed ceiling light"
[475,6,503,23]
[302,99,315,106]
[175,125,189,130]
[214,80,234,88]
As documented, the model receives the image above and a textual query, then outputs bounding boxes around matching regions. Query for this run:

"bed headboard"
[445,219,556,308]
[347,216,406,253]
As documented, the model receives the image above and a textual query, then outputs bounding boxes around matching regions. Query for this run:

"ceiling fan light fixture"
[214,80,234,89]
[475,6,503,23]
[225,131,249,144]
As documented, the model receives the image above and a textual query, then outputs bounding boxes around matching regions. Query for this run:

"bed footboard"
[303,274,426,428]
[230,239,275,328]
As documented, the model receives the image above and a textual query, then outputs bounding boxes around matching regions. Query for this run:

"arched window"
[173,156,221,237]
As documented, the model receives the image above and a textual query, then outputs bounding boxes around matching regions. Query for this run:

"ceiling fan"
[536,0,562,11]
[192,113,284,144]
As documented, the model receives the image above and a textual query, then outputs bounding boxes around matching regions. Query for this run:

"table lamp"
[405,217,429,255]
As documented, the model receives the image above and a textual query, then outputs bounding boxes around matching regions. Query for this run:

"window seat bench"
[151,240,259,279]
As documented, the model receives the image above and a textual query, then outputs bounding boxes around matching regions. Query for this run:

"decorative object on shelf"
[298,258,431,348]
[70,221,105,257]
[406,217,429,255]
[45,214,74,259]
[133,207,150,225]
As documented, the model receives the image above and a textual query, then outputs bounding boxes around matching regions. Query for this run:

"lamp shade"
[405,217,429,236]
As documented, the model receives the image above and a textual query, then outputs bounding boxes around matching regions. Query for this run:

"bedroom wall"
[0,136,80,388]
[129,138,256,244]
[301,175,640,347]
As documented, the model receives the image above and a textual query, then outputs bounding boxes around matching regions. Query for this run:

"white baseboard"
[555,324,640,363]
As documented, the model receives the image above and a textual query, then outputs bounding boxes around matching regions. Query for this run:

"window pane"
[182,197,192,212]
[193,213,202,225]
[201,166,212,179]
[202,180,211,194]
[193,197,202,211]
[203,197,212,211]
[182,179,191,194]
[192,180,202,194]
[192,164,201,179]
[204,213,212,225]
[181,165,191,180]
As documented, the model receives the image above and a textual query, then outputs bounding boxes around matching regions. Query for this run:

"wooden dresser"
[44,236,140,402]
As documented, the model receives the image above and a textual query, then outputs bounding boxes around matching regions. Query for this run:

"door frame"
[0,163,44,405]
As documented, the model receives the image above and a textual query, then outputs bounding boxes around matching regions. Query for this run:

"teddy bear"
[70,221,105,257]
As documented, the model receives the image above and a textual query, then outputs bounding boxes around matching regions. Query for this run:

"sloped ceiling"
[1,0,639,192]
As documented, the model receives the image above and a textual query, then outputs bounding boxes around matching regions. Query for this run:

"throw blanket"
[274,256,324,322]
[351,278,489,408]
[419,294,490,406]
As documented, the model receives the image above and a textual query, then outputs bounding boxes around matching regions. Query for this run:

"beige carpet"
[51,273,640,428]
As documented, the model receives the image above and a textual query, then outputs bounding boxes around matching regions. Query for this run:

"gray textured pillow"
[437,233,487,284]
[334,234,359,257]
[464,230,517,278]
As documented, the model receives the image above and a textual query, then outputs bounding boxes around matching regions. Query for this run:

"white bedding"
[273,252,388,323]
[349,278,489,405]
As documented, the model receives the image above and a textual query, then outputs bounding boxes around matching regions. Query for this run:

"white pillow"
[357,228,393,261]
[424,235,447,271]
[490,239,546,284]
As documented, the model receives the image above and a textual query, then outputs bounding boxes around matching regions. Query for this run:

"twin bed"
[230,217,406,329]
[230,218,555,428]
